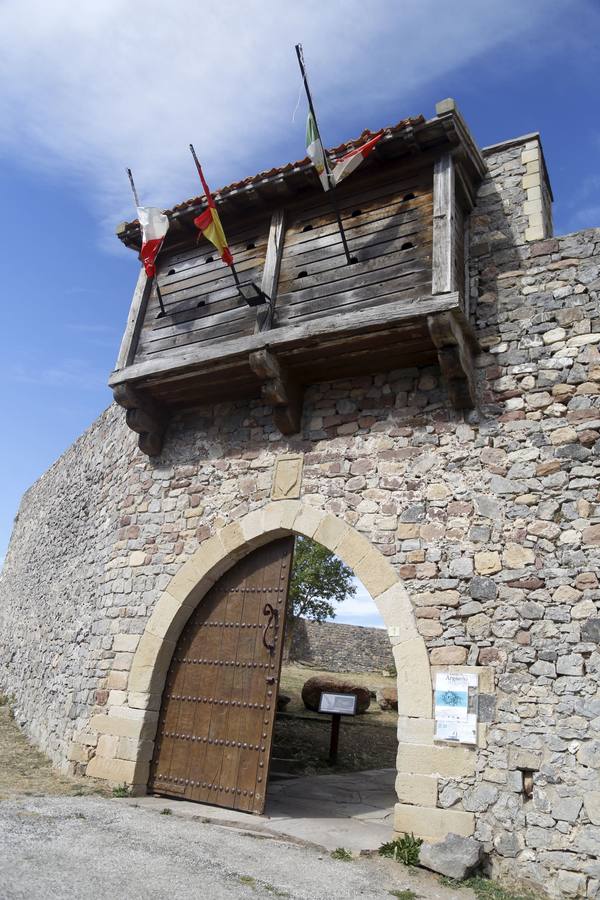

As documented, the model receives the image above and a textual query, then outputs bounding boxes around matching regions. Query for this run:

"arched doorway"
[84,502,444,839]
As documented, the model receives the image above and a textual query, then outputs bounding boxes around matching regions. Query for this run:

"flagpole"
[188,144,269,308]
[294,44,353,266]
[189,143,241,288]
[126,167,166,317]
[126,167,141,208]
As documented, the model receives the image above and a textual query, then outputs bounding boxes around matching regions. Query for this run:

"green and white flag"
[306,111,331,191]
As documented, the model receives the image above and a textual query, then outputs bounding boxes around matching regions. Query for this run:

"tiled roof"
[139,115,425,223]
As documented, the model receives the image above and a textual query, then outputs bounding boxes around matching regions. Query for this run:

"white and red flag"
[306,111,383,191]
[137,206,170,278]
[330,132,384,186]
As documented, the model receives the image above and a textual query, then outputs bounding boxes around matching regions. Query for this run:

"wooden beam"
[249,349,303,435]
[114,269,151,371]
[256,209,286,333]
[427,308,477,409]
[454,161,476,211]
[432,153,455,295]
[112,383,169,457]
[109,292,461,388]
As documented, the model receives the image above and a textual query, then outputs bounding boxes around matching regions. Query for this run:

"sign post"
[318,692,358,765]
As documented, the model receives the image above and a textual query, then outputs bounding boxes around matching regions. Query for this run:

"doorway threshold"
[130,767,396,852]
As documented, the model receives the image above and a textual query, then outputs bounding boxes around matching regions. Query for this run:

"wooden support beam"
[427,309,477,410]
[256,209,286,333]
[114,269,152,371]
[112,383,169,457]
[454,162,476,212]
[249,349,303,435]
[110,293,460,388]
[432,153,455,295]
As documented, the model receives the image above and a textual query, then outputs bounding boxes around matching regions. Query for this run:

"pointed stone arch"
[128,500,431,718]
[83,500,475,842]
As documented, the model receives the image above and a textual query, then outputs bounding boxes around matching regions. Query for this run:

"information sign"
[318,692,358,716]
[434,672,478,745]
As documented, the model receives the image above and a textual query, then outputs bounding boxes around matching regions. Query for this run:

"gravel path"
[0,795,475,900]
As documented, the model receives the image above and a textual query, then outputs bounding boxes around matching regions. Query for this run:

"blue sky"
[1,1,599,628]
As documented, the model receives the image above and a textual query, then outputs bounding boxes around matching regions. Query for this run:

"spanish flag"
[190,148,233,266]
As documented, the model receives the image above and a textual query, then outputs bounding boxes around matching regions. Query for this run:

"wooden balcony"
[110,100,485,455]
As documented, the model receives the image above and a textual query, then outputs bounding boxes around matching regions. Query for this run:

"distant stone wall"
[289,619,394,674]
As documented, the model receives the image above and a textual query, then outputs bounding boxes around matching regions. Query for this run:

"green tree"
[288,536,356,622]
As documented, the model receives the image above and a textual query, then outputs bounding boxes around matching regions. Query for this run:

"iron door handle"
[262,603,278,654]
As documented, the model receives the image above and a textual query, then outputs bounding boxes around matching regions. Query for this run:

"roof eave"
[116,105,486,251]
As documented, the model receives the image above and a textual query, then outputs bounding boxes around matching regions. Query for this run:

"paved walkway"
[0,794,475,900]
[135,767,396,851]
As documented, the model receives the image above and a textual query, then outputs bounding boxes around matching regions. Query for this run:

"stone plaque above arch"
[271,454,304,501]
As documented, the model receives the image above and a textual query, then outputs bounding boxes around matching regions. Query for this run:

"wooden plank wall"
[134,215,270,361]
[132,161,434,366]
[275,165,433,327]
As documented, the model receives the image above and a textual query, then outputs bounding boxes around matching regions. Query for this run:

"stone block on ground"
[301,676,371,713]
[376,686,398,711]
[419,832,483,880]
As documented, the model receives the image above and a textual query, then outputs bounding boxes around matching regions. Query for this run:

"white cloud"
[9,358,106,391]
[330,577,385,629]
[0,0,571,245]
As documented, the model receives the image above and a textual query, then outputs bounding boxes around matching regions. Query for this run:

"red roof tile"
[150,115,425,221]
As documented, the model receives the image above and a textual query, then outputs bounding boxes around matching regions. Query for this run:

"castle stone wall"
[0,407,133,767]
[289,619,394,674]
[1,135,600,897]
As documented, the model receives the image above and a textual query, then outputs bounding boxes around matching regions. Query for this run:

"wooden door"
[149,537,294,814]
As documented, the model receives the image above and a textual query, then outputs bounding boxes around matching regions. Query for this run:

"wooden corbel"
[427,310,478,410]
[249,349,303,435]
[112,383,169,457]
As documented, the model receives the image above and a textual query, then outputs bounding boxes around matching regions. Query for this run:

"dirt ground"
[273,664,398,774]
[0,705,108,801]
[279,663,398,725]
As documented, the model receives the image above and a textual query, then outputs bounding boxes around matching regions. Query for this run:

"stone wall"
[0,407,134,767]
[288,619,394,674]
[1,132,600,897]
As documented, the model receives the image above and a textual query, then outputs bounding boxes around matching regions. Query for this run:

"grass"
[279,664,397,726]
[263,885,290,897]
[439,875,538,900]
[389,891,418,900]
[379,834,423,867]
[272,715,397,774]
[331,847,354,861]
[111,784,130,798]
[0,707,109,801]
[273,663,398,775]
[160,807,172,815]
[238,875,289,896]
